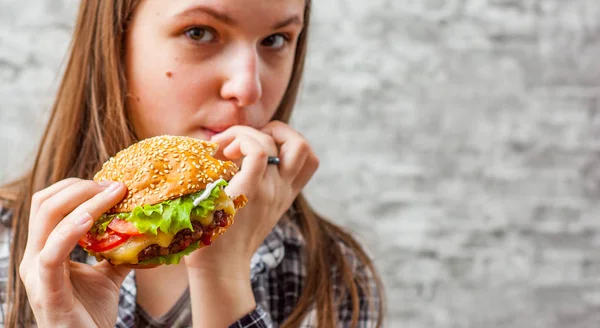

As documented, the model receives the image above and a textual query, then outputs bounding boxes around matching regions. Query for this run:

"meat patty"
[137,210,226,262]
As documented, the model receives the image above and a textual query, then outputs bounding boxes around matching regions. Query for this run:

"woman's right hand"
[20,178,133,328]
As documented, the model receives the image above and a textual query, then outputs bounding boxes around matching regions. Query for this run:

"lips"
[198,125,232,139]
[205,127,226,134]
[201,126,224,136]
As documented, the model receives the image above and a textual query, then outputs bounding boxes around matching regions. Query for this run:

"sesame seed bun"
[94,135,239,213]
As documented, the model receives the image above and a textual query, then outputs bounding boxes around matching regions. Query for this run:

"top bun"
[94,135,238,213]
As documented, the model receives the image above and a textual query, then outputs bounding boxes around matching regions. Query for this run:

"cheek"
[126,55,216,136]
[128,51,211,110]
[161,69,216,106]
[259,64,294,118]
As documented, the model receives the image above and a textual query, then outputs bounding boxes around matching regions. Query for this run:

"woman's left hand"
[183,120,319,275]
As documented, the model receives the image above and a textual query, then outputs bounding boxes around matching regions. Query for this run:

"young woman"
[0,0,385,327]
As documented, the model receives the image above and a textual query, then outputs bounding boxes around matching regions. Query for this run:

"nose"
[220,47,262,108]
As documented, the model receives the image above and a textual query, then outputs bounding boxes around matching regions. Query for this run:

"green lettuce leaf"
[93,179,228,236]
[92,214,116,235]
[138,241,201,265]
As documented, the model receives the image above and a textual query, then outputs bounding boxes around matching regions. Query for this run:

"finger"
[30,178,83,220]
[275,137,310,181]
[212,125,278,155]
[29,180,120,252]
[28,178,83,258]
[260,120,302,140]
[262,120,305,138]
[292,153,320,193]
[222,136,269,197]
[38,183,126,291]
[37,212,93,295]
[209,133,236,161]
[261,122,312,180]
[210,125,257,144]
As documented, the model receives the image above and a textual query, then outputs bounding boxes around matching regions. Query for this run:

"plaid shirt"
[0,202,381,327]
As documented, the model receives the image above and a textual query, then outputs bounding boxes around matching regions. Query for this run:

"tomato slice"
[78,229,130,253]
[108,219,142,235]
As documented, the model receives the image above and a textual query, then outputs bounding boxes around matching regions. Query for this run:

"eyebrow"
[272,15,303,29]
[174,5,303,29]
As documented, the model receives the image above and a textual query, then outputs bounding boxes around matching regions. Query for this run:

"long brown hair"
[3,1,385,327]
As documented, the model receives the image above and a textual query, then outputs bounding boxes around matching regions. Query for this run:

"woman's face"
[125,0,305,140]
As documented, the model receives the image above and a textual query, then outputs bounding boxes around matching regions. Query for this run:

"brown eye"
[261,34,288,49]
[185,27,217,43]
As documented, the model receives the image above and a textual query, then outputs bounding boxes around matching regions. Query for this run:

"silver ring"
[267,156,280,165]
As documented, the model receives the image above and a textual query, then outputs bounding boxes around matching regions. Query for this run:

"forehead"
[138,0,306,23]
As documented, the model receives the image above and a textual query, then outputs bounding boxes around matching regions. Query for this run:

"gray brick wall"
[2,0,600,327]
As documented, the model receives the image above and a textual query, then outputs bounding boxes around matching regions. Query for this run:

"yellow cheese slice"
[214,189,235,215]
[100,231,175,265]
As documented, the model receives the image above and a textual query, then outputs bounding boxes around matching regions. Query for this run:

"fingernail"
[75,212,92,225]
[99,180,112,187]
[104,182,121,193]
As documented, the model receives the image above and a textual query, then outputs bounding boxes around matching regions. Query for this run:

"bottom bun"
[119,263,163,269]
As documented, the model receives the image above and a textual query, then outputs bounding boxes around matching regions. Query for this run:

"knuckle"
[37,201,64,220]
[62,177,81,185]
[268,120,285,128]
[310,155,320,170]
[31,192,45,209]
[20,262,38,293]
[255,148,268,159]
[262,135,277,149]
[38,247,62,270]
[18,261,29,282]
[260,131,274,141]
[311,153,320,166]
[296,139,310,153]
[77,179,101,190]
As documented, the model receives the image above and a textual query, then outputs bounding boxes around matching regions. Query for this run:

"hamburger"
[77,135,247,267]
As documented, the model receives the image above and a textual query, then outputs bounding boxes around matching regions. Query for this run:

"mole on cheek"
[166,71,173,78]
